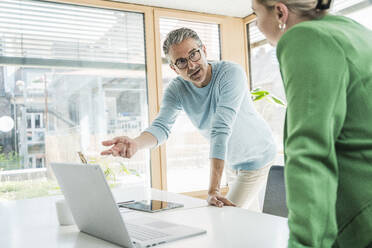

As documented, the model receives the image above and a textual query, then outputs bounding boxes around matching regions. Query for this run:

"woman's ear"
[274,2,289,25]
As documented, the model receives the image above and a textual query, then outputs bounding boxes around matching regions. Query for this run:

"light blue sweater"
[145,61,276,170]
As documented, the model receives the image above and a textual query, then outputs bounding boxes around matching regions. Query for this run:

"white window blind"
[0,0,145,69]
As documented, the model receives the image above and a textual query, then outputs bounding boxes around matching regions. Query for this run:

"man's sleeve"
[209,64,248,160]
[277,26,348,247]
[144,82,182,146]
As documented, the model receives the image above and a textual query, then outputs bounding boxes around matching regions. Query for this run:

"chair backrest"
[263,165,288,218]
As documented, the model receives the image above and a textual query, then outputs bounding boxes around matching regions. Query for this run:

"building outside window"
[0,0,150,201]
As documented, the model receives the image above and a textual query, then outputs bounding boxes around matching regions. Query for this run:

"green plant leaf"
[251,90,269,96]
[270,96,286,106]
[119,163,130,175]
[253,95,266,101]
[129,169,140,177]
[251,88,286,107]
[251,87,261,93]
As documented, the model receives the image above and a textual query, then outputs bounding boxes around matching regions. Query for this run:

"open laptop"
[51,163,206,248]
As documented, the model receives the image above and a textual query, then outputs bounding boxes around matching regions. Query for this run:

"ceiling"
[112,0,253,18]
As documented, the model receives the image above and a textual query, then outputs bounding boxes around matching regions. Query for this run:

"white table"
[0,187,289,248]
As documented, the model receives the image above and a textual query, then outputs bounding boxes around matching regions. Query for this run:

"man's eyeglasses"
[172,49,202,70]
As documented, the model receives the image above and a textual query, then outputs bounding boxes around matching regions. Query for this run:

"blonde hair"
[257,0,331,19]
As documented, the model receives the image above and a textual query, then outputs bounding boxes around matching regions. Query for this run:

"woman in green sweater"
[251,0,372,247]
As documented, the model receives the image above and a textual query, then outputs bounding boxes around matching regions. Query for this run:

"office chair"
[262,165,288,218]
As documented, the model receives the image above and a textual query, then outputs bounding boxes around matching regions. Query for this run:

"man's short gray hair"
[163,28,203,57]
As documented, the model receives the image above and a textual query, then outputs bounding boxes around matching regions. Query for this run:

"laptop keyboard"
[126,223,170,241]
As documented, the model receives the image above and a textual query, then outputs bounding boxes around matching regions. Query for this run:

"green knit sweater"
[277,15,372,248]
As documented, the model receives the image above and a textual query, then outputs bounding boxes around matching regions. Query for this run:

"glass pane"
[34,131,44,142]
[0,0,150,201]
[248,22,286,165]
[34,114,41,129]
[159,18,222,193]
[36,158,43,168]
[26,115,32,129]
[45,66,149,183]
[27,131,32,141]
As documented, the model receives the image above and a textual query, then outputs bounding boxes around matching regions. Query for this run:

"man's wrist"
[208,189,220,195]
[132,136,141,149]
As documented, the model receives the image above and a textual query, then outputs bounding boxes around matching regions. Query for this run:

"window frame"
[243,14,257,90]
[3,0,251,198]
[153,8,248,194]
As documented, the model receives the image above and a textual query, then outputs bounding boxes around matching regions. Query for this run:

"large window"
[158,18,222,193]
[248,22,285,165]
[247,0,372,166]
[0,0,150,201]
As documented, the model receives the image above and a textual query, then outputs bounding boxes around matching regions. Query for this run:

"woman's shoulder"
[277,17,340,56]
[278,15,359,48]
[279,19,328,44]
